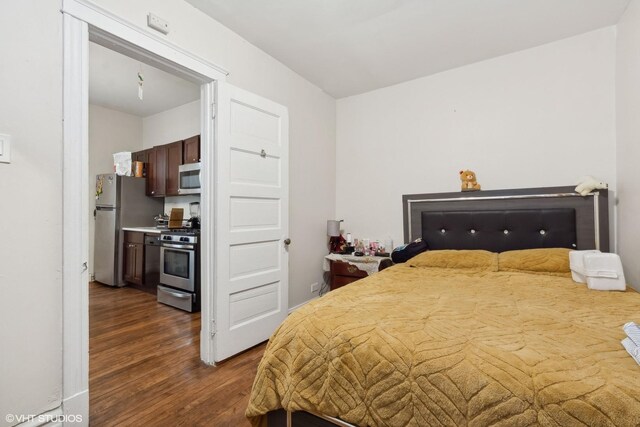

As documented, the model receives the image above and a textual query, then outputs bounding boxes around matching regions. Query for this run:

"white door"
[213,82,289,361]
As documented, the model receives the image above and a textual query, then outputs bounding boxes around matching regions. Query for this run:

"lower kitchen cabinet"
[123,231,144,286]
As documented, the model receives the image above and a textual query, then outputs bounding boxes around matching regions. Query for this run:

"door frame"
[61,0,227,420]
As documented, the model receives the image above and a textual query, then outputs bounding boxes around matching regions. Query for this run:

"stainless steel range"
[158,229,200,312]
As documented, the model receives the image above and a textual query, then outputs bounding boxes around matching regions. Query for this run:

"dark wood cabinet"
[328,258,393,291]
[123,232,144,286]
[329,261,368,291]
[137,134,200,198]
[132,149,150,177]
[132,149,148,164]
[183,135,200,164]
[166,141,183,196]
[146,146,167,197]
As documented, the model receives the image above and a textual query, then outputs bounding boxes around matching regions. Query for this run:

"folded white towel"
[569,252,626,291]
[569,250,600,283]
[621,337,640,366]
[623,322,640,347]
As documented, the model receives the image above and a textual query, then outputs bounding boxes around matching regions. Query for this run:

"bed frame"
[404,186,608,251]
[266,186,610,427]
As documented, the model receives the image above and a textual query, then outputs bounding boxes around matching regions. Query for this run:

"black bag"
[391,238,429,263]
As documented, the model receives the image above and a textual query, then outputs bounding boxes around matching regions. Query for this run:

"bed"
[246,187,640,427]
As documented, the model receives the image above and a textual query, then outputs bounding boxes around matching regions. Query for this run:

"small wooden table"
[324,254,393,291]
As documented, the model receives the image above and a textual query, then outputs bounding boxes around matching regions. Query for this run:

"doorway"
[63,2,290,421]
[87,37,206,417]
[62,2,226,418]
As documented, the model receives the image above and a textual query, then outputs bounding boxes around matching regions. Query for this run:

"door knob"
[284,238,291,245]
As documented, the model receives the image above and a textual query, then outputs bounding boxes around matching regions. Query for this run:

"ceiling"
[89,42,200,117]
[187,0,630,98]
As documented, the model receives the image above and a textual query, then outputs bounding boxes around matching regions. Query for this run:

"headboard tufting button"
[440,228,446,233]
[503,230,509,234]
[470,229,476,234]
[539,229,546,235]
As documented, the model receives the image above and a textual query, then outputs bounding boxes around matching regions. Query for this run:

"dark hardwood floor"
[89,282,266,426]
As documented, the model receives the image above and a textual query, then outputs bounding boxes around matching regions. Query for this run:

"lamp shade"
[327,220,342,237]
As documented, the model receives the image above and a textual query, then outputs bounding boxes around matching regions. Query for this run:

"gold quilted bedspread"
[246,265,640,426]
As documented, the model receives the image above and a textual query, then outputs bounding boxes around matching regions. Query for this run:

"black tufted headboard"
[403,186,609,251]
[421,209,576,252]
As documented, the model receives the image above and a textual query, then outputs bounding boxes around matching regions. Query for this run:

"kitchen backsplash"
[164,195,201,218]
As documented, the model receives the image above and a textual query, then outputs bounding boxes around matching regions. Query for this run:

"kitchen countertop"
[122,227,162,234]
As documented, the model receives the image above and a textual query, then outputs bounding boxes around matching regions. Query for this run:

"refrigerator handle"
[94,209,97,218]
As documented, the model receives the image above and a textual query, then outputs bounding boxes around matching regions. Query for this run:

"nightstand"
[323,254,393,291]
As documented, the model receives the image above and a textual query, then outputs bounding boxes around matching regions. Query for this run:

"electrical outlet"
[147,13,170,35]
[311,282,319,293]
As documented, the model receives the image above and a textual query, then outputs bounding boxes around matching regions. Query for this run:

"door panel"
[214,82,289,361]
[230,101,281,150]
[229,282,280,328]
[229,149,280,187]
[230,197,280,230]
[229,240,280,280]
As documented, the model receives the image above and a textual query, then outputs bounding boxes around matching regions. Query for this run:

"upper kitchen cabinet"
[147,145,167,197]
[137,135,200,198]
[133,149,150,177]
[183,135,201,164]
[133,149,149,164]
[166,141,183,196]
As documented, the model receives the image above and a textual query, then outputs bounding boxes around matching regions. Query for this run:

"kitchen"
[89,41,203,313]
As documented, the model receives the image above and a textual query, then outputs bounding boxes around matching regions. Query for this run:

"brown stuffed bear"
[460,170,481,191]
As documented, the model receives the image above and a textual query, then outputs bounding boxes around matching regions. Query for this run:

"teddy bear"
[575,176,608,196]
[460,170,481,192]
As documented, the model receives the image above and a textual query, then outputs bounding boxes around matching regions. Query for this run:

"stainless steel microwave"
[178,162,201,195]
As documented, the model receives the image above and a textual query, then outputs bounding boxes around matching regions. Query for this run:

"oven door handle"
[161,244,195,250]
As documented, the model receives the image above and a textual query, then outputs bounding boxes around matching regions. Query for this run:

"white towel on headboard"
[622,337,640,366]
[624,322,640,347]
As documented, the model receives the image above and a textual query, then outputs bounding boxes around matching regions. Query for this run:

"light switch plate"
[0,134,11,164]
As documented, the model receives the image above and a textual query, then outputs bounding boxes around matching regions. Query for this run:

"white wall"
[336,28,617,250]
[0,0,63,423]
[0,0,334,420]
[142,100,200,149]
[88,104,144,277]
[91,0,337,308]
[616,0,640,291]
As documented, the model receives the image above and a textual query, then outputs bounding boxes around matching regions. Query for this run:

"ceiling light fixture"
[137,68,144,101]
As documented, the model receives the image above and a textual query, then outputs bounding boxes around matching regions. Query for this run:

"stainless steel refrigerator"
[94,174,163,287]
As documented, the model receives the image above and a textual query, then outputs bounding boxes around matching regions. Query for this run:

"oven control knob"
[180,237,189,242]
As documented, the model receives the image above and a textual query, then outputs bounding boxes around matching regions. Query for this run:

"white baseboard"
[288,297,318,314]
[62,390,88,426]
[14,406,64,427]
